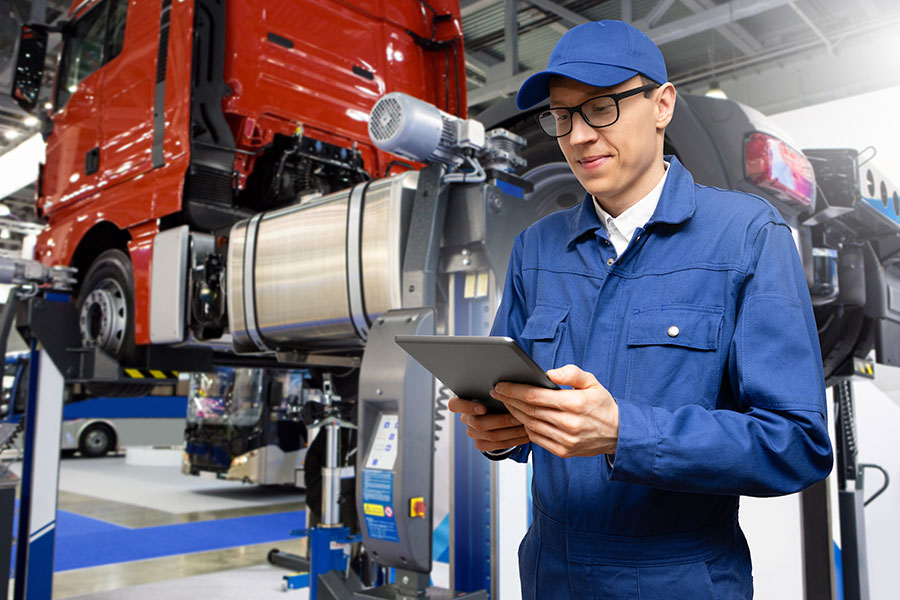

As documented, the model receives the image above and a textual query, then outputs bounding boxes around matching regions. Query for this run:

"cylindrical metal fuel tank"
[228,171,419,353]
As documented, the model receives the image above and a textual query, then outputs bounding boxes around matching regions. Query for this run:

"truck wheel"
[77,250,154,397]
[79,423,115,457]
[506,117,585,219]
[78,249,137,360]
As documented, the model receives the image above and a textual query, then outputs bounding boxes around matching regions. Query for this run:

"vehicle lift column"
[801,360,883,600]
[0,257,206,599]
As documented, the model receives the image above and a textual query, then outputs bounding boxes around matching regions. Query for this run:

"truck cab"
[12,0,466,380]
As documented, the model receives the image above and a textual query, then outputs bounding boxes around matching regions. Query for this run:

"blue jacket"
[491,157,833,564]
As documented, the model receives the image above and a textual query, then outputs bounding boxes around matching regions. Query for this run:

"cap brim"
[516,63,639,110]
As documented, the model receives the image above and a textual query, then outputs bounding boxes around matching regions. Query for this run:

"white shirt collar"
[594,161,669,257]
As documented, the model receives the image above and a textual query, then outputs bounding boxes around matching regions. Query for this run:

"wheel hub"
[79,278,128,355]
[85,429,107,450]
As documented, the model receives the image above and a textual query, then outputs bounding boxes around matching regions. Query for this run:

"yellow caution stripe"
[852,359,875,379]
[123,368,179,380]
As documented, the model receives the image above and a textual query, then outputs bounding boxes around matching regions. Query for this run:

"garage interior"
[0,1,898,599]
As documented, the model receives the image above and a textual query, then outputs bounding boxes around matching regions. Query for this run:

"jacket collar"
[565,155,696,248]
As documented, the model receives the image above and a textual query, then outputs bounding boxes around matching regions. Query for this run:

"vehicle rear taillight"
[745,132,815,208]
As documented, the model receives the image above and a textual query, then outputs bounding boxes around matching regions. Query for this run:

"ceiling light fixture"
[705,80,728,100]
[3,130,21,141]
[24,116,39,127]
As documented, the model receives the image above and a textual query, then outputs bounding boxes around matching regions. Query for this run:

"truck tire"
[504,115,588,219]
[77,249,153,397]
[79,423,115,457]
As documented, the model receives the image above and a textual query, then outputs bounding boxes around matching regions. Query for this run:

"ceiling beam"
[644,0,793,46]
[504,0,519,77]
[622,0,633,22]
[461,0,500,18]
[524,0,589,27]
[646,0,678,27]
[789,1,833,55]
[679,0,763,55]
[467,66,540,106]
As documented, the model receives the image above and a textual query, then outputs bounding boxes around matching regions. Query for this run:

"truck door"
[98,0,155,188]
[43,1,118,213]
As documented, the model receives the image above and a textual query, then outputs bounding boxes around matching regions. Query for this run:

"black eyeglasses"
[536,84,659,138]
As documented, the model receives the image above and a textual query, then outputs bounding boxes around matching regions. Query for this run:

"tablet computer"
[394,335,559,414]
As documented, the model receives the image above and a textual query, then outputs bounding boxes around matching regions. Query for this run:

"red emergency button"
[410,497,426,518]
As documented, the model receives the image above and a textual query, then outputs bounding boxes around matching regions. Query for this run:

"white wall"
[768,86,900,187]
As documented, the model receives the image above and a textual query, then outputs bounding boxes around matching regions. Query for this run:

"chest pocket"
[521,304,569,371]
[625,306,723,407]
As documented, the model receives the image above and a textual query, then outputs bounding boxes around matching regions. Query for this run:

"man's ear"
[655,83,677,130]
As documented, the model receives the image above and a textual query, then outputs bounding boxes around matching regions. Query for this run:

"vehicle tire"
[77,249,154,397]
[505,116,585,219]
[79,423,115,458]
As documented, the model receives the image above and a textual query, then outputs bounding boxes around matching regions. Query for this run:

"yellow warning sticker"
[363,503,385,517]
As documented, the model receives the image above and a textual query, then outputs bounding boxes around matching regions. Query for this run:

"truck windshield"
[187,368,264,427]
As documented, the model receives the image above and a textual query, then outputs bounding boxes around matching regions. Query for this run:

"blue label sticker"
[362,469,398,542]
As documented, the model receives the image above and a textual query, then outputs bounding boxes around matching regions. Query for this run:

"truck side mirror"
[10,24,49,113]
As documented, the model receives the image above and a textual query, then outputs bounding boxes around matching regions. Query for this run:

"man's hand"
[491,364,619,458]
[448,397,531,453]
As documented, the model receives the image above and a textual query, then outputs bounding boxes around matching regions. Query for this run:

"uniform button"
[667,326,680,338]
[607,257,615,266]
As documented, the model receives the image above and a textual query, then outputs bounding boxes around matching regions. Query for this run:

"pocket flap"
[520,304,569,340]
[627,306,723,350]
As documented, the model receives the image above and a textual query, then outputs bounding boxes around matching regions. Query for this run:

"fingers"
[448,396,487,416]
[473,434,532,453]
[546,364,600,389]
[524,428,580,459]
[503,402,573,446]
[491,383,559,408]
[464,422,528,444]
[459,411,521,431]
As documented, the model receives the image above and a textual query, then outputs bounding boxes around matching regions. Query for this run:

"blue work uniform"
[490,157,833,599]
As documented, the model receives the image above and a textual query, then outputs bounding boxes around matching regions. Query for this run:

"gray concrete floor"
[7,453,311,599]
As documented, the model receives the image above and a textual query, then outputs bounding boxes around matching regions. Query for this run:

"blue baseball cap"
[517,20,667,110]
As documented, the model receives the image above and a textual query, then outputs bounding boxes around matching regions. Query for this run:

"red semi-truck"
[12,0,466,377]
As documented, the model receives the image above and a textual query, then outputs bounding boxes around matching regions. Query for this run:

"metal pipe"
[321,420,342,526]
[320,376,342,527]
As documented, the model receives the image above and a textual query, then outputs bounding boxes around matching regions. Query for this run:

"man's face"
[549,75,674,212]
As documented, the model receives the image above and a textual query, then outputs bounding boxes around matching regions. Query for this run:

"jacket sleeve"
[487,234,532,464]
[610,220,834,496]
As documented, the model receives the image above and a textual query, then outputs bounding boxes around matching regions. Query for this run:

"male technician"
[448,20,833,599]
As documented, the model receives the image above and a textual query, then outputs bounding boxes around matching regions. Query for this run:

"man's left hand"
[490,364,619,458]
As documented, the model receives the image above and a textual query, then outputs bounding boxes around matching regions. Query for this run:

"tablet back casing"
[394,336,558,414]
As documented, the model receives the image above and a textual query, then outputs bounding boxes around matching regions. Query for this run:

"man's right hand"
[448,397,531,452]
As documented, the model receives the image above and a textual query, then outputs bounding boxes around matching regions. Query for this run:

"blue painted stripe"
[14,344,43,600]
[433,514,450,564]
[51,510,306,571]
[28,520,55,543]
[24,527,55,599]
[62,395,188,419]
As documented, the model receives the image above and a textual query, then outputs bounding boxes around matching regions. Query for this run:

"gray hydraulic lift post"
[345,308,486,600]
